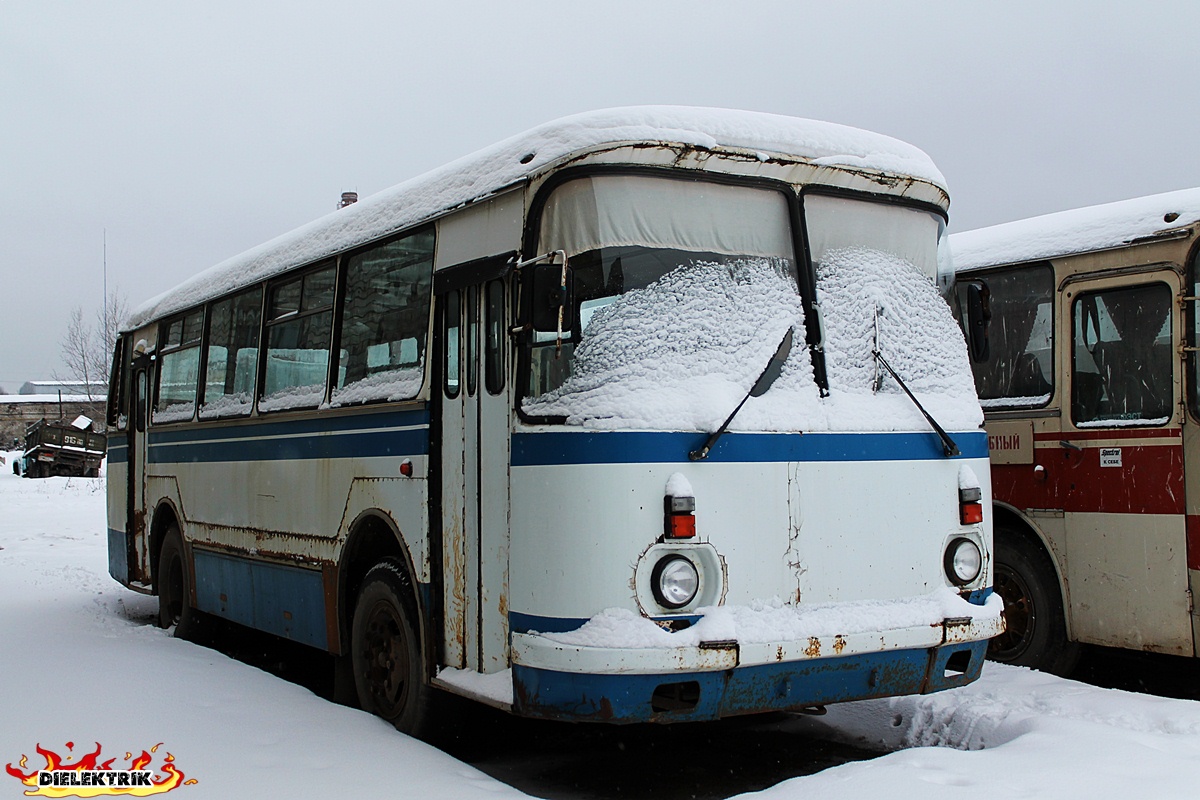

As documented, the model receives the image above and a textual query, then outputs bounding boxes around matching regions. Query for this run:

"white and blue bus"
[106,107,1001,734]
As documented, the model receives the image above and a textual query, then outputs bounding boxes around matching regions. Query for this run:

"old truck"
[15,416,106,478]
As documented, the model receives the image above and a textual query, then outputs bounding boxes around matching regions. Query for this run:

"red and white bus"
[950,188,1200,674]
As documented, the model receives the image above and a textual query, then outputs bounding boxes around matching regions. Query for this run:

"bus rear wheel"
[351,561,435,737]
[988,528,1079,676]
[157,525,199,638]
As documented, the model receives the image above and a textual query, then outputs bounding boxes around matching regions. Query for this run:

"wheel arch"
[337,510,431,666]
[148,499,183,594]
[991,500,1074,639]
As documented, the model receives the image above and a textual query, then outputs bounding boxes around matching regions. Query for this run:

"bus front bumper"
[509,612,1003,723]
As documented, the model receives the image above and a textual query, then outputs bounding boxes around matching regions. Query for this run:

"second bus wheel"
[156,525,200,638]
[988,527,1079,676]
[351,560,436,737]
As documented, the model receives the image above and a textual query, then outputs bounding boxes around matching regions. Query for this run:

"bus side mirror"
[965,281,991,363]
[530,262,576,333]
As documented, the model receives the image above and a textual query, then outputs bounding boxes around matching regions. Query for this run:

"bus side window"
[261,264,335,411]
[1072,283,1172,426]
[466,285,479,397]
[154,310,203,424]
[200,287,261,419]
[444,290,461,399]
[485,279,505,394]
[957,263,1054,408]
[135,370,147,433]
[107,337,127,429]
[334,229,434,405]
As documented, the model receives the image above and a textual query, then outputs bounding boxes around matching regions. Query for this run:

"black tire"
[988,527,1080,676]
[157,525,199,638]
[351,560,436,737]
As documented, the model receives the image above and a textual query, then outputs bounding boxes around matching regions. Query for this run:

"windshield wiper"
[871,301,958,457]
[690,327,794,461]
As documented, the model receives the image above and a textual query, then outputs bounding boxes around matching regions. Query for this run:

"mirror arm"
[519,250,572,353]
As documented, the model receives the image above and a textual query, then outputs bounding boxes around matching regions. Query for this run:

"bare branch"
[58,290,128,402]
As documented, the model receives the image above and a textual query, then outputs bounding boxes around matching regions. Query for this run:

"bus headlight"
[944,537,983,586]
[651,555,700,609]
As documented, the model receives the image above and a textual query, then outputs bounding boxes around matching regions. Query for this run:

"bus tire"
[351,560,435,737]
[988,527,1079,676]
[157,525,199,638]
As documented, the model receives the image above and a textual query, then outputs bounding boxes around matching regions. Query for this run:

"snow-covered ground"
[3,456,1199,798]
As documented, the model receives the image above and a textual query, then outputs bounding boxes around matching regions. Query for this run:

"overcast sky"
[3,1,1198,389]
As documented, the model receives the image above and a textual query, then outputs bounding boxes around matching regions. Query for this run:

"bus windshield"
[523,175,808,424]
[523,175,979,434]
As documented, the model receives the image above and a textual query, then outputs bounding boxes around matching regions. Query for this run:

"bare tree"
[58,291,129,402]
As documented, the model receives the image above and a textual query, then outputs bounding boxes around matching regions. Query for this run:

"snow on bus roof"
[951,186,1200,272]
[128,106,945,328]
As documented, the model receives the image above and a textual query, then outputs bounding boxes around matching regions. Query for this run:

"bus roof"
[128,106,945,329]
[951,186,1200,272]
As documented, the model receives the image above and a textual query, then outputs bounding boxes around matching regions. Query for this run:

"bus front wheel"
[351,561,435,737]
[157,525,199,638]
[988,528,1079,676]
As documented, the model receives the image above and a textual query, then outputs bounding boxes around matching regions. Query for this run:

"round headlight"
[651,555,699,609]
[945,537,983,586]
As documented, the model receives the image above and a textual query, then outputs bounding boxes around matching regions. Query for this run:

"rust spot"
[833,635,847,655]
[776,645,784,662]
[597,697,614,721]
[512,675,533,711]
[804,637,821,658]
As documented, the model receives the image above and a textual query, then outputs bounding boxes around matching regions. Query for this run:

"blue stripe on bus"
[510,611,703,635]
[511,429,988,466]
[512,639,988,723]
[145,407,430,464]
[107,443,128,464]
[193,549,327,649]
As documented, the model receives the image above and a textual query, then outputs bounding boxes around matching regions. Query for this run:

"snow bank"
[0,466,524,800]
[776,663,1200,799]
[128,107,945,329]
[951,186,1200,271]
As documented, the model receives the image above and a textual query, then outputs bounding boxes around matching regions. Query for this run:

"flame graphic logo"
[5,742,196,798]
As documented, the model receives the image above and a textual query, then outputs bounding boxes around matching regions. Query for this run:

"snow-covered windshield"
[804,194,943,283]
[522,177,981,433]
[525,175,799,401]
[523,257,814,429]
[816,247,981,431]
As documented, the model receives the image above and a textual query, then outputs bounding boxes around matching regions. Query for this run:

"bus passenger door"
[439,279,513,673]
[440,289,472,668]
[1060,271,1192,655]
[127,361,151,585]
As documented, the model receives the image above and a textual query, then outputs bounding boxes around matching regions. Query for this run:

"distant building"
[20,380,106,397]
[2,383,106,447]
